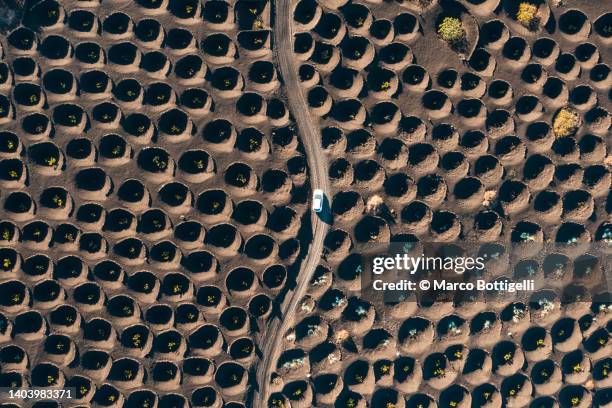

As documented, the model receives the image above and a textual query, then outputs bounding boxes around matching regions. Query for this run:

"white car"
[312,189,324,213]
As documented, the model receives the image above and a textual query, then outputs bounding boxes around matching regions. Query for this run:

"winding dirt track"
[254,0,330,406]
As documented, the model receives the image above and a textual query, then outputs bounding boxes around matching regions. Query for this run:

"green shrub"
[438,17,464,44]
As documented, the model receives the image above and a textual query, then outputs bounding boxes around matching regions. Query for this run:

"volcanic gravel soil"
[262,0,611,407]
[0,0,313,407]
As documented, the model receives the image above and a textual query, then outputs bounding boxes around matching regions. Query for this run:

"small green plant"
[52,195,64,207]
[248,137,259,151]
[553,108,580,137]
[438,17,465,44]
[123,369,133,380]
[152,155,167,170]
[433,366,446,377]
[4,139,15,151]
[517,3,538,28]
[235,174,247,185]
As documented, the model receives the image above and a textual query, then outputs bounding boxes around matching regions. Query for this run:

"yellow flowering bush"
[553,108,580,137]
[517,3,538,27]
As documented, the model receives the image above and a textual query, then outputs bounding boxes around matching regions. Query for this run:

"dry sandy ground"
[0,0,309,407]
[266,0,611,407]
